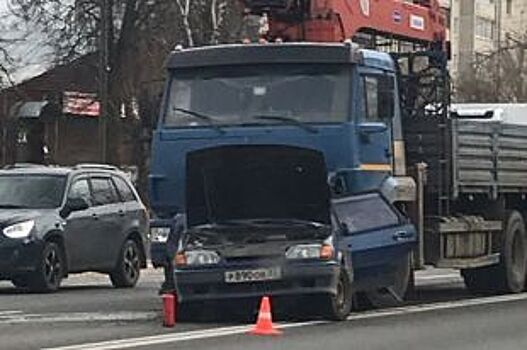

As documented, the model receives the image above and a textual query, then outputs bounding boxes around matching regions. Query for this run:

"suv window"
[68,178,92,206]
[112,176,137,202]
[90,177,119,206]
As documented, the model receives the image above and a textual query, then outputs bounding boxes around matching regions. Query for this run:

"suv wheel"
[110,239,141,288]
[28,242,64,293]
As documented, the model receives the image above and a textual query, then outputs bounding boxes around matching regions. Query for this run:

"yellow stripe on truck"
[359,163,392,172]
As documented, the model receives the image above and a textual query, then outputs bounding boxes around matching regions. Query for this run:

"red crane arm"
[243,0,447,48]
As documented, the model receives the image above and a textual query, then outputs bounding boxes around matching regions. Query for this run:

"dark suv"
[0,164,148,292]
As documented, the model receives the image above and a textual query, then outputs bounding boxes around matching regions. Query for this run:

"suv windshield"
[164,64,350,127]
[0,175,67,209]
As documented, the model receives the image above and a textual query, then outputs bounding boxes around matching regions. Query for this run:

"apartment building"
[450,0,527,80]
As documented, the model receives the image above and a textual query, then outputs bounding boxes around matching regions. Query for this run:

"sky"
[0,0,50,83]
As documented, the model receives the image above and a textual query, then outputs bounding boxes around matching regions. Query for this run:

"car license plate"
[224,267,281,283]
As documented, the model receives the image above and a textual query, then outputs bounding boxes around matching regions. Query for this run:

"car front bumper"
[175,260,340,302]
[0,239,43,279]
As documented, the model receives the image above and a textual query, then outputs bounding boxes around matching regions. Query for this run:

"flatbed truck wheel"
[462,210,527,294]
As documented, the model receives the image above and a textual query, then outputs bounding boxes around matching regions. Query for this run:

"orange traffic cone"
[249,296,282,336]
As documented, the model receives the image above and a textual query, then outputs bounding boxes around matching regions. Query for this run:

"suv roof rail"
[74,163,119,171]
[2,163,48,170]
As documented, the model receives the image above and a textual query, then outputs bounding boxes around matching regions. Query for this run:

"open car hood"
[186,145,331,227]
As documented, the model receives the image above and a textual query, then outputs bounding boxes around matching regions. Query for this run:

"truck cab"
[149,42,416,317]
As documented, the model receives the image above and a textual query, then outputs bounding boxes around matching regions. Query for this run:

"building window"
[475,17,494,40]
[507,0,513,15]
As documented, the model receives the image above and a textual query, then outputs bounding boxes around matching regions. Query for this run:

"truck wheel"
[366,251,413,307]
[28,242,64,293]
[463,211,527,294]
[321,269,352,321]
[110,240,141,288]
[498,211,527,293]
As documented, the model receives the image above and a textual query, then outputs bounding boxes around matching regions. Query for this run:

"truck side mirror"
[378,76,395,120]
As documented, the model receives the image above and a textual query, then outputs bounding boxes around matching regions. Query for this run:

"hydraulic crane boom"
[242,0,447,49]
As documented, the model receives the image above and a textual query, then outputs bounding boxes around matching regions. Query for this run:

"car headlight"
[286,243,334,260]
[3,220,35,239]
[150,227,171,243]
[176,250,221,266]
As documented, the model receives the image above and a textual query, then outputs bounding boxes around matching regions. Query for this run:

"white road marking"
[44,292,527,350]
[0,310,22,316]
[0,312,157,324]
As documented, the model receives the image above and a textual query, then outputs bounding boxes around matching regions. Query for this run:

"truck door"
[355,73,395,191]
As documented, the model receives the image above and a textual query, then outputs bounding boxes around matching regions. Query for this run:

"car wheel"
[110,240,141,288]
[321,269,352,321]
[28,242,64,293]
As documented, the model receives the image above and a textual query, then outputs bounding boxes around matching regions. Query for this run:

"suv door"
[89,176,125,270]
[63,177,97,272]
[112,175,145,239]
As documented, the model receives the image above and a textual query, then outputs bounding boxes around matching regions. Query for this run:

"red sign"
[63,91,100,117]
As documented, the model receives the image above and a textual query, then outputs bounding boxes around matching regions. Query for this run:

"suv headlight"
[286,243,334,260]
[150,227,171,243]
[176,250,221,266]
[3,220,35,239]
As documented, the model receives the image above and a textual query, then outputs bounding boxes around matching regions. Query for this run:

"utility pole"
[99,0,111,163]
[495,0,502,101]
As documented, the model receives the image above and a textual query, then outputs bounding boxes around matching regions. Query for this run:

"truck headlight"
[176,250,221,266]
[3,220,35,239]
[150,227,171,243]
[286,243,334,260]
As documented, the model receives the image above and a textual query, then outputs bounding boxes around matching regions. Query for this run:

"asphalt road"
[1,268,526,350]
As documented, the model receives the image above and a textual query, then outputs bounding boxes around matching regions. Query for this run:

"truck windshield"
[164,64,350,127]
[0,175,66,209]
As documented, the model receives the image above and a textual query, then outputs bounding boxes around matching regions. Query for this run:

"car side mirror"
[61,197,89,218]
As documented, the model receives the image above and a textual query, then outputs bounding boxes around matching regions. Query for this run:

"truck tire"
[462,210,527,294]
[498,211,527,293]
[321,269,352,321]
[366,251,413,307]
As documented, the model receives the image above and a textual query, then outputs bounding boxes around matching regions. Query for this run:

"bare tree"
[6,0,250,196]
[0,40,15,88]
[455,33,527,103]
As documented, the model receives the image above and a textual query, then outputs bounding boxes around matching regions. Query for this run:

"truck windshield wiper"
[252,115,319,134]
[173,107,225,134]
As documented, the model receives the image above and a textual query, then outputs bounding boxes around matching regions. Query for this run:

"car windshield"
[164,64,351,127]
[0,175,67,209]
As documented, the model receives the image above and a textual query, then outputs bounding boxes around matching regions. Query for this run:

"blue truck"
[148,2,527,320]
[148,42,418,320]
